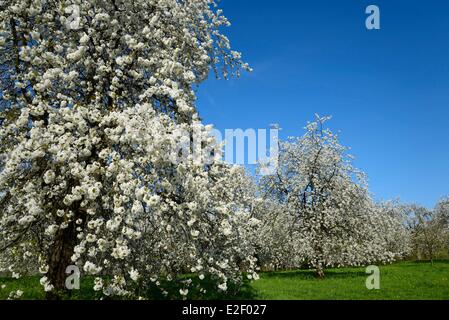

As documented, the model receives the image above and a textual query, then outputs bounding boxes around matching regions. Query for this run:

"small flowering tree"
[0,0,256,299]
[434,197,449,255]
[258,116,406,277]
[404,202,448,262]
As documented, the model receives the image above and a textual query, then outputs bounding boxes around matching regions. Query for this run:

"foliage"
[404,199,449,261]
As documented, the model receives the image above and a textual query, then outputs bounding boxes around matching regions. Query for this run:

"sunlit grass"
[252,260,449,300]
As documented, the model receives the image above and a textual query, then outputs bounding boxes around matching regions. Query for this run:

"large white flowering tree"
[0,0,257,299]
[258,116,407,277]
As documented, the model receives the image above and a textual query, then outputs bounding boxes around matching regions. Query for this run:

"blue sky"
[196,0,449,208]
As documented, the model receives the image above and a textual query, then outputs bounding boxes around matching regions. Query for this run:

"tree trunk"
[314,258,325,279]
[315,267,325,279]
[46,221,77,300]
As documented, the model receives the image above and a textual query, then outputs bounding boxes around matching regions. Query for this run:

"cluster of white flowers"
[39,276,55,292]
[83,261,102,275]
[8,290,24,300]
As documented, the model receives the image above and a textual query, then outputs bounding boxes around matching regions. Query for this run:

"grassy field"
[1,260,448,300]
[251,260,449,300]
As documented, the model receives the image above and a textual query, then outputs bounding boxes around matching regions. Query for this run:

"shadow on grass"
[260,268,367,281]
[143,276,258,300]
[0,275,258,300]
[410,259,449,265]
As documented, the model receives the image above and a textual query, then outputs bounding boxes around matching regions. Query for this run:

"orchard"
[0,0,447,300]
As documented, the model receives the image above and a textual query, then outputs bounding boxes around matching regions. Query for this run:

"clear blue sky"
[196,0,449,208]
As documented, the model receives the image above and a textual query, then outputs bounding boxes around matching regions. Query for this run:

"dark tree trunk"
[46,221,77,300]
[315,267,325,279]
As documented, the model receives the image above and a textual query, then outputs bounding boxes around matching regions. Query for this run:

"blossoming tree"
[0,0,256,298]
[258,116,407,277]
[404,202,448,262]
[434,197,449,254]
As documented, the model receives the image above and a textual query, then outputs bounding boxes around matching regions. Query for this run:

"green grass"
[0,276,101,300]
[1,260,448,300]
[252,260,449,300]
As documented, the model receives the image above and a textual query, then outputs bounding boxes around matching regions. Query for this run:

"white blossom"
[179,289,189,296]
[129,269,140,282]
